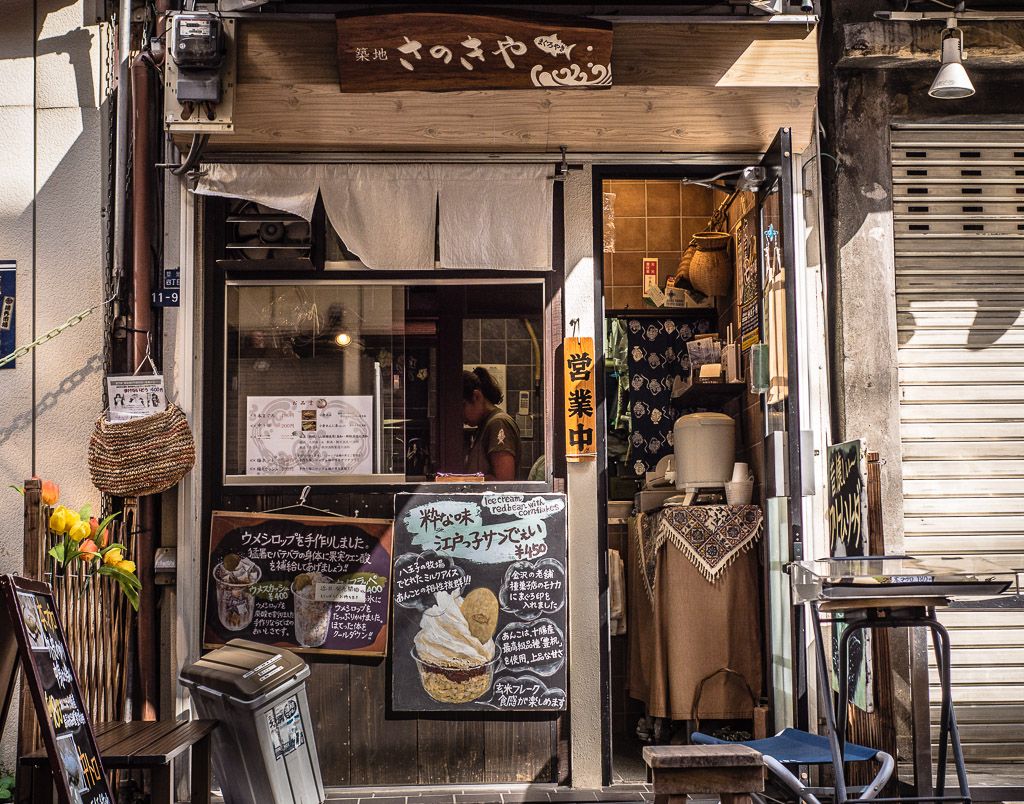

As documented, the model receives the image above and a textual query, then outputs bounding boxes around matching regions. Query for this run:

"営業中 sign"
[336,12,613,92]
[204,512,393,656]
[0,575,113,804]
[391,492,568,712]
[564,336,597,462]
[245,395,373,476]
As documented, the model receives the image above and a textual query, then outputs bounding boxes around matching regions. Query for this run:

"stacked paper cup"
[725,462,754,506]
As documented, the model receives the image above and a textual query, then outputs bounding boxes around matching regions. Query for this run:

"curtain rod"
[200,152,761,166]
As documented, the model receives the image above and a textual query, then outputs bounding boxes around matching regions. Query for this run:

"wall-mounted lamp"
[929,19,975,99]
[333,332,353,348]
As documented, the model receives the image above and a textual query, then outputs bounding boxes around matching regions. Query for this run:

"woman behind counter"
[463,367,521,481]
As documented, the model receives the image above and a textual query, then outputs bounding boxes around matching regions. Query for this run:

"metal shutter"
[892,123,1024,765]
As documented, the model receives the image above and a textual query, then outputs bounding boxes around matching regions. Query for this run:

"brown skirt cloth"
[626,516,762,721]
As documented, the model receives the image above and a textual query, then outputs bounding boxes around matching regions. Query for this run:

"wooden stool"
[19,719,216,804]
[643,744,765,804]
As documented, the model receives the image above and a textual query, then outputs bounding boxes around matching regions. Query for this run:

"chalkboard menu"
[204,512,393,656]
[392,492,568,712]
[827,439,868,558]
[0,575,114,804]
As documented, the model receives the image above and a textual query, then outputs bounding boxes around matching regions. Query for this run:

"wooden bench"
[19,719,216,804]
[643,744,765,804]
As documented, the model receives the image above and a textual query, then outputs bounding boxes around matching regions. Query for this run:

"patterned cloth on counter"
[636,505,763,599]
[624,316,713,476]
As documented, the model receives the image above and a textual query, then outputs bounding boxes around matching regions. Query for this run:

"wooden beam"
[839,21,1024,69]
[182,20,818,154]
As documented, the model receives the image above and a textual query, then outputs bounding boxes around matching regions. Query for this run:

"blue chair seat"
[692,727,879,765]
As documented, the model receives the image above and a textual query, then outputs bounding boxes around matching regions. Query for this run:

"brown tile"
[611,252,645,287]
[611,286,645,310]
[646,217,681,252]
[645,181,681,216]
[615,217,646,252]
[681,184,714,217]
[681,218,710,247]
[606,181,646,216]
[602,252,614,285]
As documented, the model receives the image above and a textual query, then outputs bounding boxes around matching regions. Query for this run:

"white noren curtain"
[194,163,553,270]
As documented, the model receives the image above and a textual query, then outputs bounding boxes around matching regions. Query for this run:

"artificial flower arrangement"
[13,477,141,610]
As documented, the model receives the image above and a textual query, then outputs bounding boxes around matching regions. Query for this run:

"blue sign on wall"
[0,261,15,370]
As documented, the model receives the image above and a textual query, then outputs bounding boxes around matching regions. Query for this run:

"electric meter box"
[172,13,226,103]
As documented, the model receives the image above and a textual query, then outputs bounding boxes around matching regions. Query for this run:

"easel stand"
[809,599,971,804]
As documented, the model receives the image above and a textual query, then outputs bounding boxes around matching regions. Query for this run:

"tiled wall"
[603,180,717,309]
[463,317,543,479]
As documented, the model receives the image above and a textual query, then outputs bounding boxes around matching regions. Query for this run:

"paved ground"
[320,783,655,804]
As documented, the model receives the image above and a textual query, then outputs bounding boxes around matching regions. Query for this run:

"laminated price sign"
[563,336,596,462]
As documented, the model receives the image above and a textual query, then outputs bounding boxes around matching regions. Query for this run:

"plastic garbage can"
[180,639,325,804]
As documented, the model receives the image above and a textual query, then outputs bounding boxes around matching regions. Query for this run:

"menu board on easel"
[0,575,113,804]
[391,492,568,713]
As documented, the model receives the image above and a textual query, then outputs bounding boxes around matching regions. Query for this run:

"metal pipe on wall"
[131,46,159,722]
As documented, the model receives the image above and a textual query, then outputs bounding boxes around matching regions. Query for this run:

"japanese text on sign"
[564,336,597,462]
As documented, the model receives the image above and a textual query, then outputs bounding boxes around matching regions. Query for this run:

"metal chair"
[692,727,894,804]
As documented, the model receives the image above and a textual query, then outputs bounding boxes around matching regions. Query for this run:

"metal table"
[790,556,1016,804]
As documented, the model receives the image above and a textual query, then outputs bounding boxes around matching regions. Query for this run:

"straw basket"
[674,241,697,285]
[88,404,196,496]
[689,231,733,297]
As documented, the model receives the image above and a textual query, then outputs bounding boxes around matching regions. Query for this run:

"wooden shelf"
[605,307,716,320]
[675,380,746,408]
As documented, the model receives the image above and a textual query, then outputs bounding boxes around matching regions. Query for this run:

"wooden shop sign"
[563,336,597,462]
[336,12,613,92]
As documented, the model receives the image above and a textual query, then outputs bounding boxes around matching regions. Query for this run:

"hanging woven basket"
[674,241,697,286]
[689,231,733,297]
[88,404,196,497]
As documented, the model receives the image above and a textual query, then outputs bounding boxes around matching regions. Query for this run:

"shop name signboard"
[827,439,868,558]
[0,575,113,804]
[204,511,393,656]
[336,12,613,92]
[391,492,568,713]
[564,336,597,462]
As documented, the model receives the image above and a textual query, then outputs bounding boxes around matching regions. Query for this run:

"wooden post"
[18,479,44,757]
[643,745,764,804]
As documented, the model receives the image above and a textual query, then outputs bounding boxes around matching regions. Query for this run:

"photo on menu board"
[204,512,393,656]
[391,492,568,713]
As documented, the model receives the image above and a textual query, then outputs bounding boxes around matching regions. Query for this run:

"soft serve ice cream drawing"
[412,589,499,704]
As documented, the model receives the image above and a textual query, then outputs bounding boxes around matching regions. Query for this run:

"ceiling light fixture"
[929,19,975,99]
[333,332,352,348]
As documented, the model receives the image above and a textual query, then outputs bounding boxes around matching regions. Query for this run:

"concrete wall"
[0,0,108,772]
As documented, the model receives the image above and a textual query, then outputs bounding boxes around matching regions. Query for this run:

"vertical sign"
[642,257,659,295]
[0,575,114,804]
[563,336,596,462]
[391,492,568,712]
[0,261,15,369]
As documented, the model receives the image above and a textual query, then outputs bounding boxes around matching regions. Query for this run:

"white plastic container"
[673,412,736,490]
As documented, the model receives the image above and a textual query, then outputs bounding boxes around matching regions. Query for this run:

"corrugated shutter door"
[892,124,1024,765]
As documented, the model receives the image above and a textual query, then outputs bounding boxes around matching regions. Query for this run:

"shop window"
[224,280,546,485]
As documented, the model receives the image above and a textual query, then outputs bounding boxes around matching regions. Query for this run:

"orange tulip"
[78,539,99,561]
[89,517,109,548]
[33,476,60,506]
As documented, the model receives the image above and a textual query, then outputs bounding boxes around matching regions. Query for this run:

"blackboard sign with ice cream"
[391,492,568,712]
[204,511,393,656]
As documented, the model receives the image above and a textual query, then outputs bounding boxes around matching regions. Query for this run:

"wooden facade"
[187,20,818,154]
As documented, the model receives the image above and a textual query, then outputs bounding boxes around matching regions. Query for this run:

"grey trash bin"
[180,639,325,804]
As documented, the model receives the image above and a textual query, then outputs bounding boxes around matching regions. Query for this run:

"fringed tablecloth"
[637,505,763,602]
[627,505,764,720]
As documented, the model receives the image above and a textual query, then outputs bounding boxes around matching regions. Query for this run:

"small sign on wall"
[336,12,613,92]
[563,336,596,462]
[0,261,15,369]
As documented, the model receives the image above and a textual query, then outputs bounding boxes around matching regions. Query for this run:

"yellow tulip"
[116,559,136,574]
[49,506,68,534]
[103,548,124,566]
[64,509,81,531]
[68,520,91,543]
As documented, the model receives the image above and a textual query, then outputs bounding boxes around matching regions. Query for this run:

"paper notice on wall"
[246,395,373,476]
[106,375,167,422]
[642,257,659,295]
